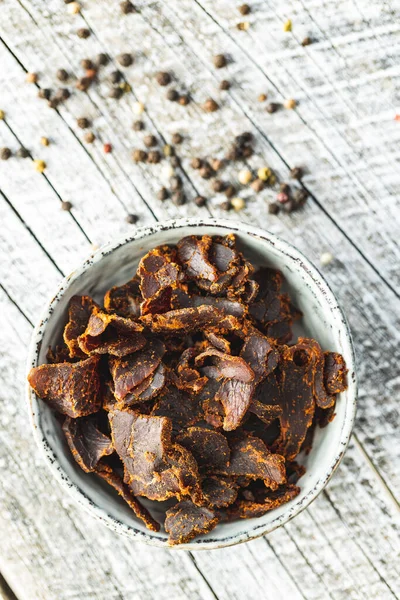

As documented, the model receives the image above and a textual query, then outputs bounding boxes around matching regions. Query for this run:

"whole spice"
[170,175,183,191]
[86,68,97,80]
[144,134,157,148]
[110,71,122,84]
[67,1,81,14]
[220,80,231,91]
[109,87,123,99]
[211,158,224,171]
[293,189,308,208]
[120,0,136,13]
[231,197,246,211]
[40,136,50,146]
[212,179,226,193]
[132,149,147,162]
[213,54,227,69]
[290,166,303,180]
[133,102,145,115]
[166,89,179,102]
[56,69,69,82]
[251,178,264,192]
[0,148,12,160]
[258,93,267,102]
[126,213,139,224]
[224,185,236,198]
[238,3,250,14]
[238,169,253,185]
[220,200,231,211]
[48,98,59,109]
[226,145,241,161]
[172,191,186,206]
[302,37,312,46]
[76,77,92,92]
[191,157,202,169]
[284,98,297,110]
[178,94,190,106]
[16,147,29,158]
[77,28,90,38]
[77,117,90,129]
[194,195,206,207]
[268,202,280,214]
[236,131,253,146]
[84,132,95,143]
[26,72,38,84]
[283,19,292,32]
[157,187,169,201]
[61,201,73,211]
[0,111,4,120]
[55,88,70,101]
[147,150,161,164]
[103,143,112,153]
[199,165,214,179]
[266,102,279,114]
[133,120,144,131]
[257,167,271,181]
[156,72,171,86]
[172,133,183,145]
[170,156,180,168]
[34,159,46,172]
[320,252,334,266]
[237,22,250,31]
[117,53,134,67]
[281,200,294,213]
[81,58,94,70]
[38,88,52,100]
[163,144,174,157]
[280,183,291,194]
[241,146,252,158]
[203,98,219,112]
[277,192,290,204]
[96,53,109,66]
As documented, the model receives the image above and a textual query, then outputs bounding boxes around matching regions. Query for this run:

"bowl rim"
[26,217,357,550]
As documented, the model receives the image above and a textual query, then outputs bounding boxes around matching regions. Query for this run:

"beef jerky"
[141,305,244,335]
[28,355,102,418]
[78,307,146,357]
[121,363,166,406]
[198,377,224,428]
[204,331,231,354]
[140,286,173,316]
[229,484,300,519]
[152,385,202,431]
[195,348,254,383]
[316,402,336,428]
[240,329,279,384]
[172,288,246,318]
[216,379,255,431]
[201,476,238,508]
[64,295,99,358]
[286,461,306,484]
[249,401,282,425]
[176,427,230,472]
[104,277,142,318]
[176,235,217,282]
[165,500,219,545]
[62,415,113,472]
[215,436,286,490]
[46,344,72,364]
[172,348,208,394]
[109,339,165,401]
[96,463,160,531]
[324,351,348,394]
[138,245,183,300]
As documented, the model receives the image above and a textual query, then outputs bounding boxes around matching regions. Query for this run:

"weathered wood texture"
[1,0,399,599]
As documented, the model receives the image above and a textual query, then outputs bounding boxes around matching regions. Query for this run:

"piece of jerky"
[138,245,183,300]
[165,500,219,545]
[28,355,102,418]
[109,339,165,400]
[141,305,244,335]
[216,379,255,431]
[228,484,300,519]
[201,476,238,508]
[78,307,146,357]
[286,461,306,484]
[64,295,99,358]
[121,363,166,407]
[172,348,208,394]
[46,344,72,364]
[152,385,202,431]
[141,286,173,316]
[104,277,142,318]
[96,463,160,531]
[171,288,246,318]
[204,331,231,354]
[249,401,282,425]
[195,348,254,383]
[198,377,225,428]
[316,402,336,428]
[240,329,279,383]
[324,351,348,394]
[176,235,218,282]
[215,436,286,490]
[176,427,230,472]
[63,415,114,472]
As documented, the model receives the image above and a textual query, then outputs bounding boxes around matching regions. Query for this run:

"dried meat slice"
[176,427,230,472]
[198,377,224,428]
[216,379,255,431]
[121,363,166,407]
[109,339,165,401]
[324,352,348,394]
[214,436,286,490]
[165,500,219,546]
[195,348,254,383]
[63,415,113,472]
[240,329,279,384]
[28,355,102,418]
[249,401,282,425]
[140,286,173,316]
[204,331,231,354]
[176,235,217,282]
[96,463,160,531]
[138,245,183,299]
[152,385,202,431]
[141,305,243,336]
[201,476,238,508]
[104,277,142,318]
[64,295,99,358]
[228,484,300,519]
[171,288,246,318]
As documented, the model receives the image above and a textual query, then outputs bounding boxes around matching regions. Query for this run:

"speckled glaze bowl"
[26,218,357,550]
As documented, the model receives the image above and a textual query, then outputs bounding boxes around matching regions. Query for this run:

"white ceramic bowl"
[26,218,357,550]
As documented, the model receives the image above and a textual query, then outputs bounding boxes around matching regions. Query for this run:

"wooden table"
[1,1,399,598]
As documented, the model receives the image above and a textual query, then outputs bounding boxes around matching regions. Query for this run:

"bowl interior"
[29,221,356,549]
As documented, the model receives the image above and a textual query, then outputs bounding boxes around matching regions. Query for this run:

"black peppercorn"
[166,89,179,102]
[61,201,73,211]
[290,166,303,180]
[242,146,253,158]
[172,133,183,144]
[266,102,279,114]
[77,117,90,129]
[110,70,122,84]
[144,134,157,148]
[212,179,226,193]
[48,98,60,109]
[126,213,138,224]
[194,195,207,207]
[199,166,213,179]
[170,156,180,168]
[77,28,90,38]
[84,132,95,143]
[16,147,30,158]
[170,175,183,191]
[132,149,148,162]
[156,71,171,86]
[76,77,92,92]
[302,37,312,46]
[224,185,236,198]
[172,190,186,206]
[213,54,227,69]
[268,202,280,215]
[0,147,12,160]
[55,88,70,101]
[191,157,202,169]
[109,87,123,99]
[147,150,161,164]
[38,88,52,100]
[96,53,109,66]
[280,183,291,194]
[219,80,231,90]
[157,187,169,201]
[133,120,144,131]
[235,131,253,145]
[56,69,69,82]
[226,145,241,161]
[294,188,308,206]
[117,53,133,67]
[80,58,93,70]
[238,3,250,14]
[203,98,219,112]
[220,200,231,211]
[120,0,136,13]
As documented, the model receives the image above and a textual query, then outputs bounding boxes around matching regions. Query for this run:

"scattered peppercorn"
[172,133,183,145]
[251,178,264,192]
[0,110,5,120]
[117,53,133,67]
[120,0,136,13]
[57,69,69,82]
[77,28,90,38]
[86,68,97,80]
[133,102,145,115]
[166,89,179,102]
[48,98,59,109]
[242,145,253,158]
[109,87,123,99]
[224,184,236,198]
[67,1,81,14]
[76,77,92,92]
[212,179,226,193]
[80,59,92,71]
[172,191,186,206]
[294,188,308,206]
[320,252,334,266]
[220,200,231,211]
[55,88,70,101]
[40,137,50,146]
[203,98,219,112]
[302,37,312,46]
[103,143,112,153]
[170,175,183,191]
[26,72,38,84]
[178,94,190,106]
[147,150,161,164]
[199,165,214,179]
[268,202,279,215]
[84,131,95,143]
[284,98,297,109]
[281,200,294,213]
[266,102,279,114]
[290,166,303,180]
[110,70,122,84]
[191,157,202,169]
[126,213,138,224]
[258,93,267,102]
[277,191,290,204]
[16,147,29,158]
[156,71,171,86]
[283,19,292,32]
[236,131,253,146]
[97,53,109,66]
[143,134,157,148]
[226,145,241,161]
[163,144,174,157]
[280,183,291,194]
[38,88,52,100]
[133,120,144,131]
[211,158,224,171]
[194,195,207,207]
[219,80,231,91]
[0,148,12,160]
[238,169,253,185]
[61,201,73,211]
[157,187,169,201]
[257,167,271,181]
[231,197,246,211]
[237,22,250,31]
[170,156,180,168]
[132,149,147,162]
[77,117,90,129]
[34,159,46,172]
[238,4,250,15]
[213,54,227,69]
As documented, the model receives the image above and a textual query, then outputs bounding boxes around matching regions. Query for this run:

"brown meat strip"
[151,385,203,431]
[216,379,255,431]
[121,363,166,407]
[240,328,279,383]
[64,295,99,358]
[138,246,183,299]
[228,484,300,519]
[63,415,113,472]
[324,351,348,394]
[176,235,217,282]
[104,277,142,318]
[176,427,230,472]
[195,348,254,383]
[141,305,244,335]
[165,500,219,545]
[201,476,238,508]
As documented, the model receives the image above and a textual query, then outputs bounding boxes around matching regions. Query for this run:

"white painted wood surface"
[1,1,399,598]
